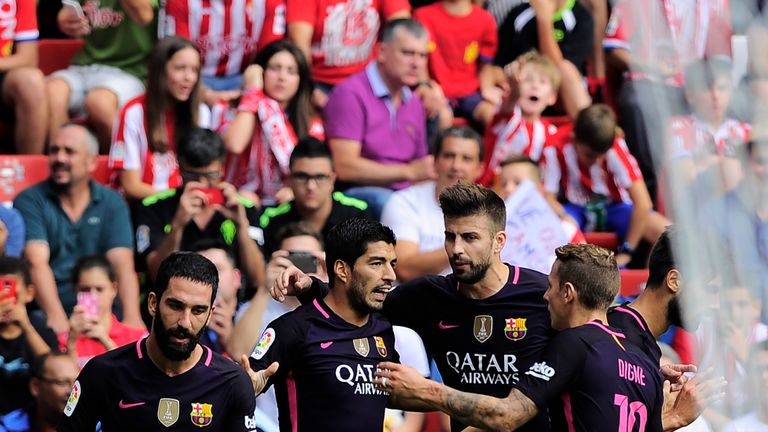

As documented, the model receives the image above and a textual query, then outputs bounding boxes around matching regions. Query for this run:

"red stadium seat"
[584,231,619,251]
[619,269,648,298]
[38,39,84,75]
[0,155,49,204]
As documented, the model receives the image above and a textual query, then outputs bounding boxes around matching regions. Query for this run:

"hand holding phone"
[77,291,99,318]
[287,252,318,273]
[0,278,16,306]
[62,0,85,18]
[194,187,225,206]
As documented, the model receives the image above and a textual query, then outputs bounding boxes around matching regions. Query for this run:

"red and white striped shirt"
[480,105,559,186]
[162,0,286,78]
[668,115,750,161]
[108,95,212,192]
[541,134,643,206]
[0,0,38,58]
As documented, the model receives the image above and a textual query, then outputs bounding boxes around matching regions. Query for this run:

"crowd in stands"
[0,0,767,430]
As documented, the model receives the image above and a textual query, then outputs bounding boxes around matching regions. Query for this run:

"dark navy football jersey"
[608,303,663,364]
[516,321,664,432]
[249,298,399,432]
[301,264,554,431]
[57,338,258,431]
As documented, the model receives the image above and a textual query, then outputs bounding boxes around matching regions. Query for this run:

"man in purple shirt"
[324,18,437,219]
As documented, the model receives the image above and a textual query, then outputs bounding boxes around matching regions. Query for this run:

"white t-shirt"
[380,181,451,276]
[722,412,768,432]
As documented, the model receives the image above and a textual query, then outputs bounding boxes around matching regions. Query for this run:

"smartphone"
[62,0,85,18]
[0,278,16,305]
[287,252,318,273]
[194,187,225,206]
[77,291,99,317]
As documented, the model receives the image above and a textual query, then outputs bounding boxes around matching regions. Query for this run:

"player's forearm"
[395,249,448,282]
[426,384,537,431]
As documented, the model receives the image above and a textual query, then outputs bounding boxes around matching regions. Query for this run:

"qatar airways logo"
[445,352,519,385]
[335,363,388,396]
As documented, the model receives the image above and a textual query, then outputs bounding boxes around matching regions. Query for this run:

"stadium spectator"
[541,104,670,267]
[286,0,410,109]
[325,19,437,219]
[59,255,146,368]
[259,137,369,257]
[0,0,47,155]
[413,0,501,127]
[380,126,483,281]
[47,0,156,152]
[722,341,768,432]
[0,207,25,258]
[0,257,56,417]
[222,40,324,207]
[14,124,142,334]
[161,0,285,104]
[134,127,265,291]
[109,36,211,201]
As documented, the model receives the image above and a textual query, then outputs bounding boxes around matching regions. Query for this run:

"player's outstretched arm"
[269,265,312,302]
[239,355,279,395]
[375,362,538,431]
[662,368,727,431]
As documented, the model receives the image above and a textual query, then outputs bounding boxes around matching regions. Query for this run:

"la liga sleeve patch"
[250,328,275,360]
[63,380,81,417]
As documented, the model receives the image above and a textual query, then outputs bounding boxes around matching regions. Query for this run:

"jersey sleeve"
[248,316,302,393]
[109,103,145,172]
[223,369,259,431]
[57,360,105,431]
[15,0,38,42]
[286,0,316,25]
[478,12,497,64]
[296,277,331,305]
[161,0,190,38]
[513,330,586,411]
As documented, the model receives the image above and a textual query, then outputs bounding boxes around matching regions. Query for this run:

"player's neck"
[575,310,608,328]
[458,262,509,299]
[629,289,668,338]
[146,334,204,376]
[324,291,370,327]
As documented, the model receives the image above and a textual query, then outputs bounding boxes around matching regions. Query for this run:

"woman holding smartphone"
[60,256,146,368]
[222,40,324,207]
[108,36,210,201]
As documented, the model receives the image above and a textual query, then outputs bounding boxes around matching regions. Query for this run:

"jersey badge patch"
[157,398,180,427]
[353,338,370,357]
[190,402,213,427]
[504,318,527,341]
[251,328,275,360]
[63,380,81,417]
[473,315,493,343]
[374,336,387,357]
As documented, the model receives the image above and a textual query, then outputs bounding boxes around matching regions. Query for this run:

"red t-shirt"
[414,3,497,98]
[163,0,286,77]
[286,0,409,85]
[58,315,147,368]
[0,0,38,57]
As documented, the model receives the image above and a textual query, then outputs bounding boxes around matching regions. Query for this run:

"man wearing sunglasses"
[134,128,265,291]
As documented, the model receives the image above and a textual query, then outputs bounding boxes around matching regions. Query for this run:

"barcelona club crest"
[190,403,213,428]
[374,336,387,357]
[504,318,527,341]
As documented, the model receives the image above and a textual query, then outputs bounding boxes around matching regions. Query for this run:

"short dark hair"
[439,183,506,233]
[30,352,75,379]
[646,226,676,289]
[379,18,427,43]
[684,57,732,93]
[177,128,225,168]
[433,126,484,161]
[71,255,116,288]
[574,104,617,154]
[555,243,619,310]
[154,252,219,304]
[0,256,30,285]
[289,137,333,169]
[276,221,324,249]
[325,218,396,285]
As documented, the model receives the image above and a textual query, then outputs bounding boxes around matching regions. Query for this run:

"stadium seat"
[584,231,619,251]
[38,39,84,75]
[0,155,49,205]
[619,269,648,298]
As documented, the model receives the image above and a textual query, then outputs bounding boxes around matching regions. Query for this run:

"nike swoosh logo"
[320,341,333,349]
[119,400,146,409]
[438,321,459,330]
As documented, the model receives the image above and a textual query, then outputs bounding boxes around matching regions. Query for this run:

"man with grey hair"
[324,18,448,219]
[14,123,142,334]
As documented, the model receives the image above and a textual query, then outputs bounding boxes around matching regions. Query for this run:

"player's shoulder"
[81,342,137,375]
[504,265,549,293]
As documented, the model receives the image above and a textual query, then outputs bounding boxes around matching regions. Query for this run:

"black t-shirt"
[259,193,370,256]
[134,189,261,271]
[494,1,594,74]
[608,303,663,364]
[249,298,398,432]
[0,314,58,415]
[57,338,257,431]
[516,321,664,432]
[301,265,554,432]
